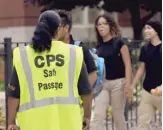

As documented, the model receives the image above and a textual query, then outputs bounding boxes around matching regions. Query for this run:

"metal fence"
[0,38,29,130]
[88,39,162,130]
[0,38,162,130]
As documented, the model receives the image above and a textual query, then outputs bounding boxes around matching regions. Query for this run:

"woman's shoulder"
[113,36,124,43]
[96,44,101,49]
[96,42,106,49]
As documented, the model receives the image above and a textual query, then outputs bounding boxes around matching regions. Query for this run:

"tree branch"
[128,2,142,39]
[141,11,157,26]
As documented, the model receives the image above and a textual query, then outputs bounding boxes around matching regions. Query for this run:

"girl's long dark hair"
[31,10,60,53]
[95,13,121,46]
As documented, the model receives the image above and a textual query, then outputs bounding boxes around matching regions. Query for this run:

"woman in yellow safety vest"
[7,10,92,130]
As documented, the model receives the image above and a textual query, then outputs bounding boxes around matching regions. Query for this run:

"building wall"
[0,0,39,27]
[0,1,161,81]
[0,1,161,42]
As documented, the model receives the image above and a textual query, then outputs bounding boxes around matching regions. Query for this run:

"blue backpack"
[74,41,106,97]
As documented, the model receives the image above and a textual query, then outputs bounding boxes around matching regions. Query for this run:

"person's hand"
[128,87,134,103]
[8,124,19,130]
[151,85,162,96]
[124,84,133,103]
[83,117,90,130]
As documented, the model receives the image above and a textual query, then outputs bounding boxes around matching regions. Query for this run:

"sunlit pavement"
[0,92,162,130]
[0,92,5,113]
[91,100,162,130]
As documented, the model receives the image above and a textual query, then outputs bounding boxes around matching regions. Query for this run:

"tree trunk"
[141,11,156,27]
[128,2,142,40]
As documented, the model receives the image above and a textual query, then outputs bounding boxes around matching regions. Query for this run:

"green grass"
[0,81,4,92]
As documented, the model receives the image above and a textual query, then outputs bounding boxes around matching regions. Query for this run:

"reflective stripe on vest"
[18,46,79,112]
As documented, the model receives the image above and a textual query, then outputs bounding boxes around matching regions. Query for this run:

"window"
[71,7,84,24]
[88,8,101,24]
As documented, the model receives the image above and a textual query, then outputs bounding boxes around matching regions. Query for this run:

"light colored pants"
[90,78,126,130]
[136,89,162,130]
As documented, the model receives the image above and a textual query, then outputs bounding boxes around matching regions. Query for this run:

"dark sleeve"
[117,38,126,52]
[78,62,92,95]
[79,42,97,73]
[7,67,20,99]
[139,46,146,63]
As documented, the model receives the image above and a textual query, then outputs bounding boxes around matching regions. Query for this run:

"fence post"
[135,42,139,125]
[124,100,129,130]
[4,37,12,130]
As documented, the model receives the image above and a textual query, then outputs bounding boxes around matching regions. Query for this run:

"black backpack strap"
[113,37,120,54]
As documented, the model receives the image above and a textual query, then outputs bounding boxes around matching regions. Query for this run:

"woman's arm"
[121,45,132,87]
[131,62,145,89]
[8,97,20,125]
[131,46,146,89]
[7,67,20,126]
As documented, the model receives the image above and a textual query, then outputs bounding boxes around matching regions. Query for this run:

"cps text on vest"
[34,54,65,68]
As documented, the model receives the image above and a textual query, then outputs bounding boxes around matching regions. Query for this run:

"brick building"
[0,0,161,42]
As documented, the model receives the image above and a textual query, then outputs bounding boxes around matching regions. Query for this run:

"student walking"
[90,13,132,130]
[55,10,97,88]
[131,21,162,130]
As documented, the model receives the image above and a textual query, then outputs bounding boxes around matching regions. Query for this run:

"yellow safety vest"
[13,41,83,130]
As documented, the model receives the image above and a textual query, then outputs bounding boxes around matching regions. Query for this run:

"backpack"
[74,41,106,98]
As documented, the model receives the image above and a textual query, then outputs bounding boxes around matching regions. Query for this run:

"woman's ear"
[54,27,60,38]
[64,25,70,33]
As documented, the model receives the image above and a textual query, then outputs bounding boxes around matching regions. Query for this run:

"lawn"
[0,81,4,92]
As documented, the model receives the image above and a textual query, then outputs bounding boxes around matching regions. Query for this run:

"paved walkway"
[103,108,162,130]
[0,92,5,114]
[105,122,162,130]
[0,92,162,130]
[91,101,161,130]
[0,92,5,99]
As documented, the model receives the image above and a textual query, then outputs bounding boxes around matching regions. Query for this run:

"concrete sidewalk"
[0,92,5,114]
[0,92,5,98]
[103,108,162,130]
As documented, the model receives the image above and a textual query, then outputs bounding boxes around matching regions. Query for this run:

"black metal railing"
[0,38,161,130]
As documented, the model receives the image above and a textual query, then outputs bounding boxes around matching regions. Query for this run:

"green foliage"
[24,0,162,12]
[24,0,161,40]
[25,0,100,11]
[0,81,4,92]
[0,107,5,130]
